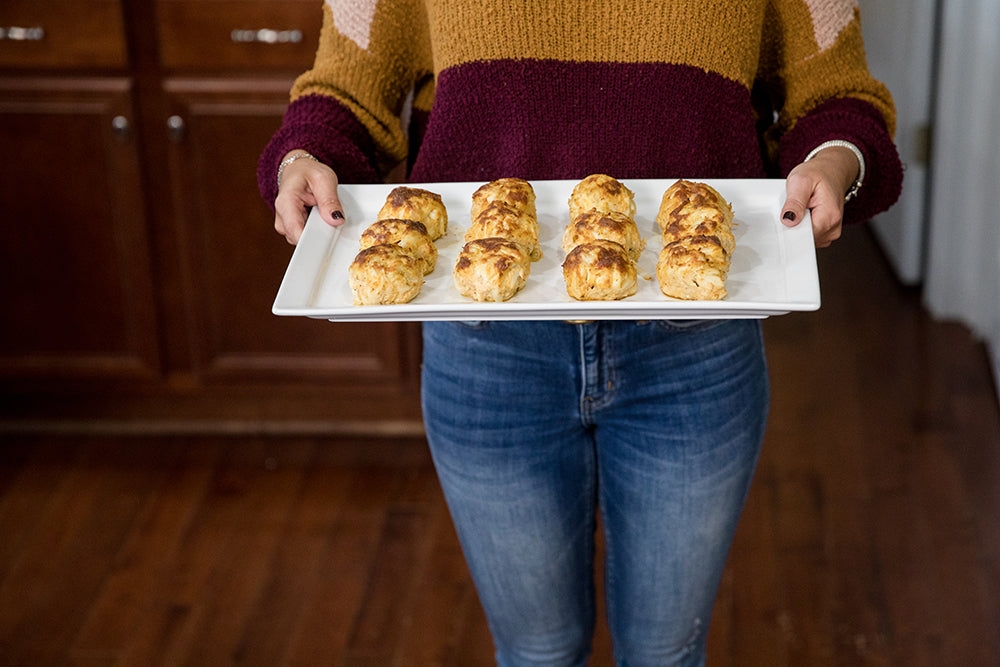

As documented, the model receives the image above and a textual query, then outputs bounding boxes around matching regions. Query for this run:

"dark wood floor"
[1,226,999,666]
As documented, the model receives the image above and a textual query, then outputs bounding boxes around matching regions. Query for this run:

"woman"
[259,2,902,664]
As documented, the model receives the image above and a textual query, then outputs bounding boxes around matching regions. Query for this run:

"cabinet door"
[0,78,160,383]
[160,78,422,402]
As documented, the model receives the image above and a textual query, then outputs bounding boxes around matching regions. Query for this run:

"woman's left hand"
[780,146,861,248]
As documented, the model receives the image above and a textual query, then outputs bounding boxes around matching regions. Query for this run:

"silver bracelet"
[805,139,866,202]
[276,151,320,189]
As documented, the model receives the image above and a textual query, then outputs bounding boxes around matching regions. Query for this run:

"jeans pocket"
[654,319,729,333]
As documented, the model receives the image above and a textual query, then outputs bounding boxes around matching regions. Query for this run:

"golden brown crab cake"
[464,200,542,261]
[561,210,646,262]
[562,240,637,301]
[567,174,636,222]
[655,180,735,298]
[359,218,438,275]
[657,179,732,225]
[656,179,734,234]
[348,243,424,305]
[656,235,730,301]
[660,209,736,257]
[470,178,536,222]
[453,237,531,302]
[377,186,448,240]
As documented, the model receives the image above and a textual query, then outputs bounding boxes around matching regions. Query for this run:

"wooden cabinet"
[0,0,424,430]
[0,78,159,383]
[0,1,154,384]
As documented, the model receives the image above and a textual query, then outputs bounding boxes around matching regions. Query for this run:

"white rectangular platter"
[272,178,820,321]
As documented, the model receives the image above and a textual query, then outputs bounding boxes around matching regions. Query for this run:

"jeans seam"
[597,324,617,411]
[577,325,593,426]
[599,483,618,664]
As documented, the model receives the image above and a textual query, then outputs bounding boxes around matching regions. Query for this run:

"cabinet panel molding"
[0,78,161,382]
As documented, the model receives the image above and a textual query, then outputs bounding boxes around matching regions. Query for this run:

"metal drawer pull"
[112,115,130,140]
[231,29,302,44]
[167,115,185,142]
[0,26,46,41]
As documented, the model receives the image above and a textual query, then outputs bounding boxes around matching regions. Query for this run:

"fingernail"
[783,211,796,222]
[331,210,344,220]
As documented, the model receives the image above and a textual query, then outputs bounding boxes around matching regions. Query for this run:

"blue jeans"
[421,320,769,667]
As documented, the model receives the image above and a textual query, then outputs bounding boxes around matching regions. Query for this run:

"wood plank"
[0,437,167,663]
[70,439,221,659]
[119,439,305,664]
[177,441,313,665]
[0,439,71,579]
[282,466,403,665]
[232,460,358,665]
[713,455,788,667]
[392,504,472,667]
[343,506,432,664]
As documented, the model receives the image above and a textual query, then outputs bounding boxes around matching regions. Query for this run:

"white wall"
[860,0,939,285]
[922,0,1000,394]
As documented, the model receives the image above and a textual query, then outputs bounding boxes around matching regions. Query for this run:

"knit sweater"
[259,0,902,223]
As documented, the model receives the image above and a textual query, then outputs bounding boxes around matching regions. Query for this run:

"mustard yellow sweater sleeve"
[291,1,434,176]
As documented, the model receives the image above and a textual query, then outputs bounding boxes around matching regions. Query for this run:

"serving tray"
[272,178,820,321]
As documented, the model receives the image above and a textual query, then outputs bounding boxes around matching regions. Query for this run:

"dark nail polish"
[331,210,344,220]
[783,211,796,222]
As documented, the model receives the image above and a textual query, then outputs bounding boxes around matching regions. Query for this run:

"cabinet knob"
[167,115,185,142]
[230,29,303,44]
[112,115,131,140]
[0,26,46,41]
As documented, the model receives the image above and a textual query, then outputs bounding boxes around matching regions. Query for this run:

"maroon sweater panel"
[259,58,901,223]
[407,59,765,183]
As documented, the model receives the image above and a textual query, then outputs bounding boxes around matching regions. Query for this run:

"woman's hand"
[780,146,861,248]
[273,151,346,245]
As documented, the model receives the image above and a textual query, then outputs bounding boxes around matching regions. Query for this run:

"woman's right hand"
[273,151,346,245]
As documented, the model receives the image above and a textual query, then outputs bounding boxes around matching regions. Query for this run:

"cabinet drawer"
[157,0,323,72]
[0,0,127,70]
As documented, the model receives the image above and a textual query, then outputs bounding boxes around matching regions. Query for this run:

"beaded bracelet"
[805,140,866,202]
[276,151,320,189]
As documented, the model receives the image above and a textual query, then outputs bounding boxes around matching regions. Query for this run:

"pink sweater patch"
[805,0,859,51]
[326,0,378,50]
